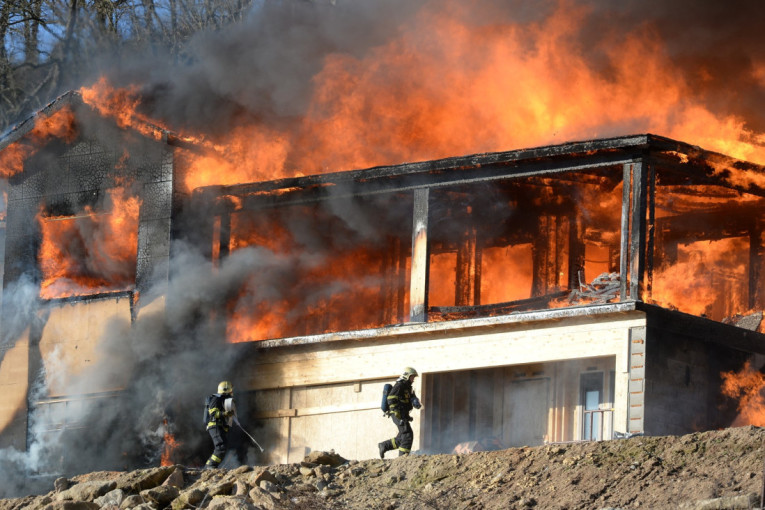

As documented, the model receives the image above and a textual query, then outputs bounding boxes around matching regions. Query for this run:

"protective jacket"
[205,393,235,431]
[386,376,419,420]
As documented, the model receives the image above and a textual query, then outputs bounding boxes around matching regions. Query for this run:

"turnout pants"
[205,425,228,468]
[380,415,413,456]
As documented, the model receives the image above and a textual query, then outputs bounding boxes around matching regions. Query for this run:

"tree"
[0,0,256,134]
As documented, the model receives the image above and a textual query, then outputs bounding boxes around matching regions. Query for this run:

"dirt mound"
[1,426,764,509]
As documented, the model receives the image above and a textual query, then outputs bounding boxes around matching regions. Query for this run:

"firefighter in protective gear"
[378,367,422,458]
[204,381,236,468]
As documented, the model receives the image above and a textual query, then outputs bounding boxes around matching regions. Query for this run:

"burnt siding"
[136,148,174,297]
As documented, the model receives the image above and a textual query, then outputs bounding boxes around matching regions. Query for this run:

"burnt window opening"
[428,167,623,318]
[648,167,765,321]
[38,187,140,299]
[221,192,414,342]
[193,135,765,339]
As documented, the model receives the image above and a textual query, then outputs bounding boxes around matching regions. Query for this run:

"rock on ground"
[0,427,764,509]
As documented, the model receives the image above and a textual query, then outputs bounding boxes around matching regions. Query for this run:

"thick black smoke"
[584,0,765,132]
[2,0,764,498]
[88,0,765,138]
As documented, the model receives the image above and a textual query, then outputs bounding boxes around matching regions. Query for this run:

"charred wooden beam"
[190,133,765,215]
[455,225,479,306]
[429,290,569,319]
[646,163,656,299]
[749,223,762,310]
[568,212,585,292]
[629,160,648,300]
[620,163,631,301]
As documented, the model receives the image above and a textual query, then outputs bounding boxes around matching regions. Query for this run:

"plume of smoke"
[82,0,765,142]
[0,275,39,347]
[0,240,292,497]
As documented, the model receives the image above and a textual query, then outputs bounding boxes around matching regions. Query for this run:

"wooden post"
[569,212,585,291]
[455,225,478,306]
[219,213,231,260]
[645,163,656,301]
[620,164,631,301]
[629,160,647,300]
[410,189,430,322]
[532,216,550,297]
[749,224,762,310]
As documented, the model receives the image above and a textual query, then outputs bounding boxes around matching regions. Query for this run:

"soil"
[3,426,765,510]
[318,426,765,509]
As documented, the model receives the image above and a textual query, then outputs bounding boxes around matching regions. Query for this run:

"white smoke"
[0,242,287,497]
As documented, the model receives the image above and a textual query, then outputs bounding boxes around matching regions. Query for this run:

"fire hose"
[234,417,264,452]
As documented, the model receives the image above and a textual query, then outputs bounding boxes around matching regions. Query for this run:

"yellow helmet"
[217,381,233,394]
[402,367,418,379]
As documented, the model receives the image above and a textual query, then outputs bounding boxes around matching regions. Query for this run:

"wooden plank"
[0,335,29,449]
[253,403,380,420]
[645,163,656,298]
[410,188,430,322]
[253,409,298,419]
[452,372,469,444]
[749,225,761,309]
[629,160,647,300]
[240,313,646,390]
[218,212,231,259]
[454,226,481,307]
[620,163,631,300]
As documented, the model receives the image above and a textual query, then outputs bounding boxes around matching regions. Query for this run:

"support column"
[645,163,656,300]
[619,164,631,301]
[455,224,479,306]
[629,160,648,301]
[620,160,648,301]
[749,223,762,310]
[410,189,430,323]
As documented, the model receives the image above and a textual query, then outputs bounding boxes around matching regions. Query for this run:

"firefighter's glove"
[392,411,401,420]
[407,416,414,422]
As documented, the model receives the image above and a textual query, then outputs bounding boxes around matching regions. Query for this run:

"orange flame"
[76,2,765,196]
[651,238,749,319]
[721,361,765,426]
[224,207,410,342]
[160,419,179,466]
[38,187,141,299]
[0,107,77,178]
[80,77,167,141]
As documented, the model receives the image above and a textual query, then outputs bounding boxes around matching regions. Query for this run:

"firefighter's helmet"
[401,367,418,379]
[218,381,233,394]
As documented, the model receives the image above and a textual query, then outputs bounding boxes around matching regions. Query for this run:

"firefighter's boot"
[378,441,392,459]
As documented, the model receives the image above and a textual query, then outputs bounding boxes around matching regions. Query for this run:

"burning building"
[1,89,765,472]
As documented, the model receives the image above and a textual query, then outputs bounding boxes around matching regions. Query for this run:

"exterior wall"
[238,310,645,462]
[643,325,747,435]
[0,124,171,449]
[135,146,175,298]
[627,326,646,434]
[0,331,29,449]
[251,378,394,465]
[36,295,132,397]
